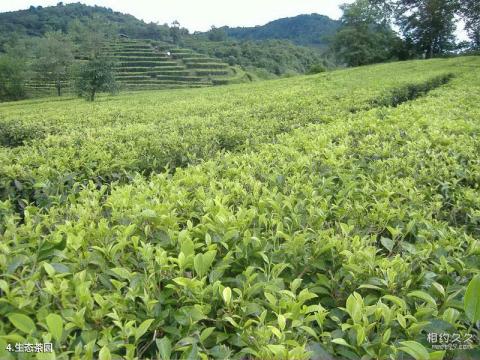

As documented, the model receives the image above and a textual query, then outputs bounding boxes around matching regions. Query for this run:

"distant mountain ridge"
[0,4,333,79]
[223,14,340,48]
[0,2,170,48]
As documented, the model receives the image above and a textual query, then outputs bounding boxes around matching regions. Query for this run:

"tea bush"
[0,56,479,359]
[0,59,464,212]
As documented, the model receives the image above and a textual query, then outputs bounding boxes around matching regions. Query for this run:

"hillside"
[24,38,245,96]
[223,13,340,48]
[0,2,170,47]
[0,3,330,83]
[184,38,328,76]
[1,56,479,359]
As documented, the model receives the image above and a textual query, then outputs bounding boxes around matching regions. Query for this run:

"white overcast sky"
[0,0,351,31]
[0,0,468,39]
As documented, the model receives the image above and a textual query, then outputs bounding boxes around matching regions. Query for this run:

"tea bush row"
[0,57,479,359]
[0,59,465,213]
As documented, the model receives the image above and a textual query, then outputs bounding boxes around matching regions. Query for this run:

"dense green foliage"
[0,59,458,210]
[74,56,117,101]
[332,0,404,66]
[34,31,74,96]
[0,3,332,83]
[1,32,244,100]
[460,0,480,48]
[0,57,479,359]
[184,38,328,76]
[223,14,340,48]
[0,55,27,101]
[1,0,479,88]
[394,0,459,58]
[108,40,244,91]
[0,3,170,51]
[332,0,480,64]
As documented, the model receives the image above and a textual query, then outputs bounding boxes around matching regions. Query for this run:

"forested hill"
[223,14,340,48]
[0,2,170,48]
[0,3,330,79]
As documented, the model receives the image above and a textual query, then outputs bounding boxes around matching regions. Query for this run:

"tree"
[0,39,33,101]
[460,0,480,48]
[35,31,74,96]
[393,0,459,57]
[68,17,114,59]
[0,55,27,101]
[170,20,188,44]
[74,56,116,101]
[208,26,227,42]
[332,0,402,66]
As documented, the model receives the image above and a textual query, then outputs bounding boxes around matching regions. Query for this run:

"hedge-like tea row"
[0,59,465,213]
[119,60,179,67]
[114,52,165,58]
[117,79,210,85]
[120,83,208,90]
[196,70,230,76]
[0,56,479,360]
[186,62,230,69]
[109,40,237,89]
[147,70,193,76]
[183,58,223,63]
[115,66,186,73]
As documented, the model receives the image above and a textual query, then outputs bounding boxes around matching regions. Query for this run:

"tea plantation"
[0,57,479,359]
[24,38,243,97]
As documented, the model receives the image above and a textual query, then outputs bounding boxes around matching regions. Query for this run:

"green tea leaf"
[194,254,204,277]
[397,313,407,328]
[43,263,56,276]
[181,238,195,258]
[194,251,216,278]
[380,237,394,252]
[202,250,216,274]
[135,319,154,341]
[408,290,437,308]
[156,337,172,360]
[398,341,429,360]
[278,314,286,331]
[200,327,215,342]
[264,292,277,305]
[98,346,111,360]
[331,338,354,349]
[429,350,446,360]
[110,267,132,280]
[383,295,407,309]
[222,287,232,305]
[345,292,363,323]
[267,344,286,357]
[46,314,63,342]
[8,313,36,334]
[464,275,480,322]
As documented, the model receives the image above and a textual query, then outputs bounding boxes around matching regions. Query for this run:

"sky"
[0,0,353,32]
[0,0,468,39]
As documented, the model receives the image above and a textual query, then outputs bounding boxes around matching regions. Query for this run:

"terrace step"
[115,66,188,72]
[112,52,168,58]
[185,63,229,69]
[28,39,241,95]
[195,70,230,76]
[116,70,192,77]
[113,56,171,61]
[118,78,211,84]
[117,61,179,67]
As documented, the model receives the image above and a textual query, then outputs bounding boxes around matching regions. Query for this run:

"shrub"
[307,63,326,74]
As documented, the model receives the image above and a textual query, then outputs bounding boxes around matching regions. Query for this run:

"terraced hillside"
[24,80,72,98]
[109,39,244,90]
[24,38,245,97]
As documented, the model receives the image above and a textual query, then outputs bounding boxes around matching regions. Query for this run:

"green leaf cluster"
[0,56,479,359]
